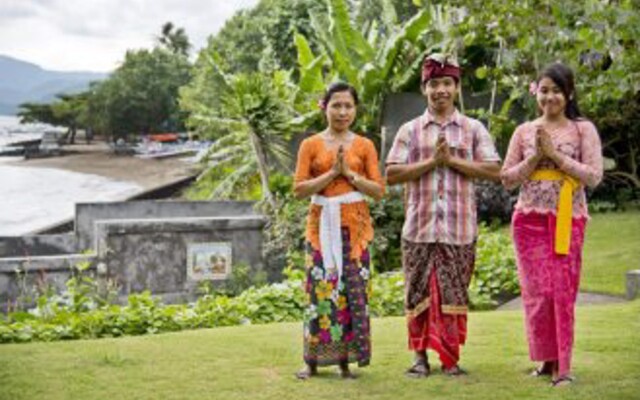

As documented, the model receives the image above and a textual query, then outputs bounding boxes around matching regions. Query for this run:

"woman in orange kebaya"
[294,82,384,379]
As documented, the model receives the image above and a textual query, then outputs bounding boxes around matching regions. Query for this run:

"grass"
[0,301,638,400]
[581,209,640,296]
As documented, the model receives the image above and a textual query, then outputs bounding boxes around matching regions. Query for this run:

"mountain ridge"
[0,55,108,115]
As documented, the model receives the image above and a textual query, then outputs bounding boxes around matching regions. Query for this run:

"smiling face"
[536,76,568,119]
[325,90,356,133]
[422,76,459,114]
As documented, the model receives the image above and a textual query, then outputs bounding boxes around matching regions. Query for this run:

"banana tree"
[295,0,434,136]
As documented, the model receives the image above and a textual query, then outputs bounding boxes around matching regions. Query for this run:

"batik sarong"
[402,240,475,368]
[512,211,587,377]
[303,228,371,367]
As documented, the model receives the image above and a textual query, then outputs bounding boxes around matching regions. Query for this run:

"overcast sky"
[0,0,259,72]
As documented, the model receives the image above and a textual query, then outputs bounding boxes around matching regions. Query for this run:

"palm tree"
[185,57,296,206]
[157,22,191,56]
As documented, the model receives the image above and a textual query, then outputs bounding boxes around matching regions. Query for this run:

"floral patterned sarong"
[303,228,371,367]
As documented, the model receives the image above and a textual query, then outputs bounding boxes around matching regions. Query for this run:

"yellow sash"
[530,169,580,255]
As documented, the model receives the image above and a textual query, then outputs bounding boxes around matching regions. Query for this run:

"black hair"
[320,81,359,108]
[538,63,582,120]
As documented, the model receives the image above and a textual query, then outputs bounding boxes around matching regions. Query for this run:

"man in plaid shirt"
[386,54,501,377]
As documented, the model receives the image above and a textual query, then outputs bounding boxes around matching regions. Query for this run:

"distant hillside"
[0,55,108,115]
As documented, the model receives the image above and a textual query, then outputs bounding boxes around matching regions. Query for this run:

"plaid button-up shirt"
[386,109,501,245]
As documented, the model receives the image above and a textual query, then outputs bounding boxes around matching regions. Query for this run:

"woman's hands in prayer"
[534,126,563,165]
[332,145,362,184]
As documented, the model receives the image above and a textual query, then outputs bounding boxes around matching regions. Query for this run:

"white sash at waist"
[311,191,365,280]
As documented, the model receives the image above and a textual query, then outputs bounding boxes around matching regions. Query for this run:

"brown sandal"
[551,376,574,387]
[442,365,468,376]
[339,361,357,379]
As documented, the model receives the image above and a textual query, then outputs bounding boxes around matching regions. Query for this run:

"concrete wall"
[0,254,96,310]
[94,216,268,297]
[75,200,258,249]
[0,201,268,311]
[0,234,79,258]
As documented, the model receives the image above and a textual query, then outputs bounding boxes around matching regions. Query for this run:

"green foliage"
[197,263,268,297]
[18,23,192,139]
[368,188,405,272]
[295,0,434,135]
[18,91,91,144]
[180,65,298,203]
[156,21,191,56]
[471,223,519,308]
[429,0,640,189]
[205,0,327,74]
[88,47,191,137]
[260,175,309,273]
[0,233,518,344]
[368,271,404,317]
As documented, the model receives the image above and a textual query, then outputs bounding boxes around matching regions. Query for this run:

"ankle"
[414,351,428,363]
[308,362,318,373]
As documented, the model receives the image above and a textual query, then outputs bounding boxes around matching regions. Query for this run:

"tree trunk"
[69,125,77,144]
[249,130,275,207]
[488,38,504,132]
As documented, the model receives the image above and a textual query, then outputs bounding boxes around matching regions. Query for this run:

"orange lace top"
[294,133,384,260]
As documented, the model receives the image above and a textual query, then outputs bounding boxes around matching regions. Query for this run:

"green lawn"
[581,210,640,296]
[1,301,638,400]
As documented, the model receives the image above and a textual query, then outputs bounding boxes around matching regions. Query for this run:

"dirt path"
[497,292,627,311]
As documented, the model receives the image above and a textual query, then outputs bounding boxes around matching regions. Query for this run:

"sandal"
[295,365,317,380]
[530,362,554,377]
[405,360,431,378]
[442,365,468,376]
[340,368,357,379]
[551,376,574,387]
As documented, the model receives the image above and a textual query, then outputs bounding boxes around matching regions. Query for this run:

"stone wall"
[0,201,267,311]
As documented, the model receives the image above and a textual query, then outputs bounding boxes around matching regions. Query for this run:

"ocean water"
[0,115,141,236]
[0,115,60,147]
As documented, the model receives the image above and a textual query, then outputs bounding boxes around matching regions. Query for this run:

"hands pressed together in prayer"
[433,135,452,167]
[533,126,562,164]
[332,145,361,184]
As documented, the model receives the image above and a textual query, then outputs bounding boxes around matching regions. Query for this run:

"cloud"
[0,0,259,72]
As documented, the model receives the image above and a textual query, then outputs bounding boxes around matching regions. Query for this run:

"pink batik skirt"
[512,211,587,377]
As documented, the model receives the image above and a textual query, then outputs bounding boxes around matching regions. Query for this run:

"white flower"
[311,267,324,280]
[360,268,370,281]
[304,304,318,321]
[330,289,340,304]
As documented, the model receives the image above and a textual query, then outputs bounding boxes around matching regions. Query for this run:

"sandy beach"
[6,141,200,190]
[0,140,201,236]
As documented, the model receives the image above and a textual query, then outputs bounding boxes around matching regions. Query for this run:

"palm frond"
[208,159,257,199]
